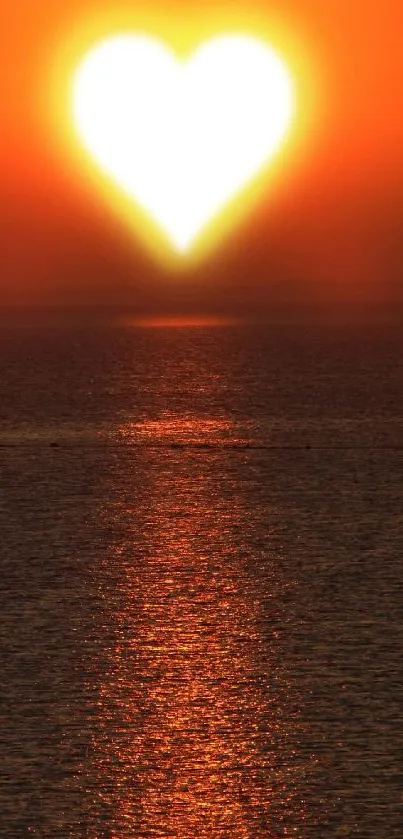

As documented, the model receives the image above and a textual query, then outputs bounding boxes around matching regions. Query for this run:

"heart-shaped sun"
[72,34,294,254]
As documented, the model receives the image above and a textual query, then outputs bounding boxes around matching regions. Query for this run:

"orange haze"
[1,0,403,315]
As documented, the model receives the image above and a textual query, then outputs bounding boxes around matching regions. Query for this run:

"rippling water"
[0,321,402,837]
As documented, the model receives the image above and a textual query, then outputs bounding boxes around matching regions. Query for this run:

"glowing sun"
[72,34,294,254]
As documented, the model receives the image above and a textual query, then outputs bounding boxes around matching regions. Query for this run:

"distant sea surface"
[0,320,402,837]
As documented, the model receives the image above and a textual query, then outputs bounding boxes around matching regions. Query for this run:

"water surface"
[0,321,402,837]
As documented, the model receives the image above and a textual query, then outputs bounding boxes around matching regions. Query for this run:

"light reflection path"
[89,417,309,838]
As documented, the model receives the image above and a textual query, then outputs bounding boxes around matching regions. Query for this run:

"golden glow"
[120,315,239,328]
[72,34,294,254]
[48,7,316,267]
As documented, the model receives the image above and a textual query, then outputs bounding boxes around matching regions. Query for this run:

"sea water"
[0,320,402,837]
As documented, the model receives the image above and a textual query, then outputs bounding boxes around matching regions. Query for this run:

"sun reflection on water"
[117,414,239,445]
[86,413,311,837]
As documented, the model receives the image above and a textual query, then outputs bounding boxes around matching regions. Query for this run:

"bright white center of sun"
[72,35,294,252]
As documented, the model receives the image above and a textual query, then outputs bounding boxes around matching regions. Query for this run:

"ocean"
[0,319,402,837]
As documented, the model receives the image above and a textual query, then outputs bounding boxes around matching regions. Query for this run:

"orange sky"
[1,0,403,312]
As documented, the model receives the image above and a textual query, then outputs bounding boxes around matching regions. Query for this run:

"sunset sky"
[2,0,403,314]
